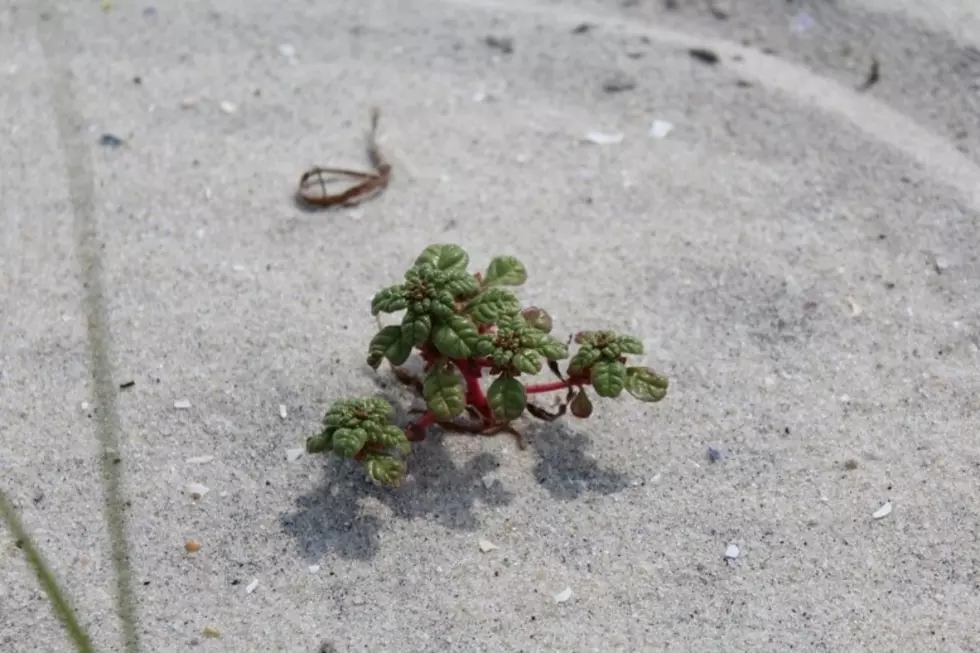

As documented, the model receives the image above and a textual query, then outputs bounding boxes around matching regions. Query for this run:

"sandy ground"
[2,1,979,652]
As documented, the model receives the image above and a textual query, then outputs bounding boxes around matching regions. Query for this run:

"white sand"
[2,1,979,651]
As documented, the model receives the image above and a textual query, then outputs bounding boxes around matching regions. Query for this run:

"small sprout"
[307,244,669,487]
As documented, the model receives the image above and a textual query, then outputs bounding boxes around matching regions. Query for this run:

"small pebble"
[245,578,259,594]
[174,399,191,409]
[707,446,723,463]
[202,627,220,639]
[872,501,892,519]
[553,587,572,603]
[649,119,674,139]
[186,455,214,465]
[185,483,210,500]
[219,101,237,114]
[725,544,740,559]
[602,73,636,93]
[99,133,125,148]
[184,539,201,553]
[309,564,321,573]
[585,131,623,145]
[843,459,859,470]
[279,404,288,419]
[180,97,197,109]
[277,43,297,59]
[286,448,304,462]
[478,538,499,553]
[484,35,514,54]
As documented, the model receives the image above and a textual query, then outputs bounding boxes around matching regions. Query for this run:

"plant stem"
[0,490,96,653]
[525,379,579,394]
[454,359,492,420]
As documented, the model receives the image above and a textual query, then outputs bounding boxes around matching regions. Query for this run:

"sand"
[2,1,979,651]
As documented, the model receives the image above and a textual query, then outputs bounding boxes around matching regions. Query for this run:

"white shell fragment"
[873,501,893,519]
[286,448,304,462]
[219,101,237,114]
[478,538,499,553]
[186,455,214,465]
[585,130,623,145]
[174,399,192,409]
[649,119,674,139]
[245,578,259,594]
[725,544,740,559]
[553,587,573,603]
[185,483,210,499]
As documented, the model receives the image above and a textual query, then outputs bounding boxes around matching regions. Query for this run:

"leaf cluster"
[306,397,410,486]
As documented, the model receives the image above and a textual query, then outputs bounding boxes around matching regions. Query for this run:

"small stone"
[602,73,636,93]
[245,578,259,594]
[309,564,321,573]
[553,587,572,603]
[202,627,220,639]
[478,538,499,553]
[277,43,297,59]
[649,120,674,139]
[725,544,740,559]
[286,448,304,462]
[186,455,214,465]
[707,447,723,463]
[185,483,210,500]
[484,35,514,54]
[843,459,859,470]
[481,476,495,489]
[184,539,201,553]
[81,401,91,411]
[174,399,191,409]
[279,404,288,419]
[585,131,623,145]
[180,97,197,109]
[99,133,125,148]
[219,101,237,114]
[872,501,892,519]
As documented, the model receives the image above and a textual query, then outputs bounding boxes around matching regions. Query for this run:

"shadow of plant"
[281,389,631,561]
[524,421,631,499]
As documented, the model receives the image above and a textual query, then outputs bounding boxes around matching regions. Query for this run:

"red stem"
[453,359,492,420]
[524,379,578,394]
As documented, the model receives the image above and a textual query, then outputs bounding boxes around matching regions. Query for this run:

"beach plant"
[306,244,669,487]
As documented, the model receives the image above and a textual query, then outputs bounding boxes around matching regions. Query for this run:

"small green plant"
[307,244,668,487]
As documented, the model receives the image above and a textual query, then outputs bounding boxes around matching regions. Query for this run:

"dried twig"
[857,56,880,92]
[296,107,391,208]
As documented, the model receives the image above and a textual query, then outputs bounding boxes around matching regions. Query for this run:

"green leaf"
[591,360,627,398]
[511,349,542,375]
[371,284,408,315]
[432,315,480,358]
[568,345,602,377]
[536,335,569,361]
[443,269,481,298]
[306,433,332,454]
[429,290,457,320]
[487,376,526,421]
[466,287,521,325]
[362,397,395,422]
[367,326,413,369]
[415,244,469,271]
[625,366,669,402]
[569,389,593,418]
[484,255,528,287]
[423,364,466,420]
[521,306,553,333]
[616,335,644,355]
[363,454,405,486]
[332,427,368,458]
[401,312,432,347]
[373,424,412,455]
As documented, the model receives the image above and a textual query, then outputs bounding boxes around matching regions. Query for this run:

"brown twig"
[296,107,392,208]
